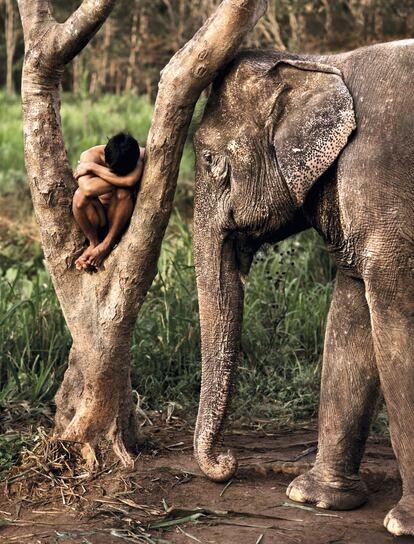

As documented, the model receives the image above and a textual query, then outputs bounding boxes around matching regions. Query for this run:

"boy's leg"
[86,188,134,268]
[73,188,106,270]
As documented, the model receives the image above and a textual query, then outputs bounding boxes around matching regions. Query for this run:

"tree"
[125,0,141,93]
[96,16,112,92]
[321,0,334,44]
[346,0,373,41]
[17,0,267,466]
[4,0,17,94]
[254,1,286,50]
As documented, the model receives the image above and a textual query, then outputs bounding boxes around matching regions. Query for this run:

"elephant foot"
[384,496,414,536]
[286,468,368,510]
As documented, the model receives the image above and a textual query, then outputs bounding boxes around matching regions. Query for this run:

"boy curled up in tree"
[73,132,145,270]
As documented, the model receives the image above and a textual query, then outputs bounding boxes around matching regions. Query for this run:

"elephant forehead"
[195,117,246,147]
[194,125,224,149]
[195,124,253,166]
[226,137,251,162]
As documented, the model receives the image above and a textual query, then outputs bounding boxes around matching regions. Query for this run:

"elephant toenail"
[317,501,330,509]
[386,518,404,536]
[288,488,306,503]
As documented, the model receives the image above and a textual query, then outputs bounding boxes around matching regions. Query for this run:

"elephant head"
[192,51,356,482]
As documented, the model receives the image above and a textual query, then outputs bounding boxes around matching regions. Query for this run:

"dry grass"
[4,428,113,505]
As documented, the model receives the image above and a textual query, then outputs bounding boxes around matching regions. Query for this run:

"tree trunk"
[89,70,98,94]
[347,0,372,41]
[288,3,305,50]
[109,59,116,93]
[72,56,82,94]
[54,328,139,464]
[321,0,334,44]
[125,0,140,93]
[254,1,286,50]
[97,18,111,92]
[5,0,17,95]
[372,1,383,41]
[17,0,267,466]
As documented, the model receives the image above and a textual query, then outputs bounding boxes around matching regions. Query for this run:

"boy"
[73,132,145,270]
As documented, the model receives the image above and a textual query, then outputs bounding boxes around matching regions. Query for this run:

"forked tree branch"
[56,0,117,64]
[17,0,116,65]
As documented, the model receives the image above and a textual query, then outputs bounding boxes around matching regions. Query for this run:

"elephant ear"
[270,59,356,207]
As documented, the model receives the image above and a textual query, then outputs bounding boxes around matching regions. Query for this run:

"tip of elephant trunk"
[195,448,238,483]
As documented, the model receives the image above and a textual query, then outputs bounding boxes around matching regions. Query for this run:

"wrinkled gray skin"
[192,39,414,537]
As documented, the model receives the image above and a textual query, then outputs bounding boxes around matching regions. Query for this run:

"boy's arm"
[75,148,146,188]
[84,162,142,188]
[77,175,114,198]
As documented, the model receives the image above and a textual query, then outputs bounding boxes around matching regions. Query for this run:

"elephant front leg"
[287,272,380,510]
[365,264,414,536]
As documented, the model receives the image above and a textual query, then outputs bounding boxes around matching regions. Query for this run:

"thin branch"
[55,0,117,65]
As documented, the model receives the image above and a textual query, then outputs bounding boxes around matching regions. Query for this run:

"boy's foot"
[75,245,97,270]
[86,241,114,269]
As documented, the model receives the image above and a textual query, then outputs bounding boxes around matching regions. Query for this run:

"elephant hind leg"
[287,271,380,510]
[364,255,414,536]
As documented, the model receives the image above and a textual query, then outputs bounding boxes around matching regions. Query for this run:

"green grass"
[0,233,68,403]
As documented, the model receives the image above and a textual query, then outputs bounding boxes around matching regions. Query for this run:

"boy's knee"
[73,188,89,210]
[115,188,133,202]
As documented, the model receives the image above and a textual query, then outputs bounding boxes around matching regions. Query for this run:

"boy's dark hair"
[104,132,140,176]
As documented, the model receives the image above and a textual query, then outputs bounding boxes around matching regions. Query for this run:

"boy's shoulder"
[80,145,106,165]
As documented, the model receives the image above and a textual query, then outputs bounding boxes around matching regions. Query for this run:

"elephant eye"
[202,150,213,165]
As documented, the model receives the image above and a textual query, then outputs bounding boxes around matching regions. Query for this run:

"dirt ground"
[1,424,413,544]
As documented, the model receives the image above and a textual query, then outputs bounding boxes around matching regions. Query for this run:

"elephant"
[191,39,414,537]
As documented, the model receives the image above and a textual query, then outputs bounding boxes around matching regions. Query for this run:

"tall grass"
[0,234,69,403]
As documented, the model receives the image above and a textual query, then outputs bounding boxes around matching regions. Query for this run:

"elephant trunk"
[193,225,245,482]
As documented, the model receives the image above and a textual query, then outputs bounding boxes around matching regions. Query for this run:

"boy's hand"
[74,162,94,179]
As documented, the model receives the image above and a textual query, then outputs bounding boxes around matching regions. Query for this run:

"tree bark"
[17,0,267,466]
